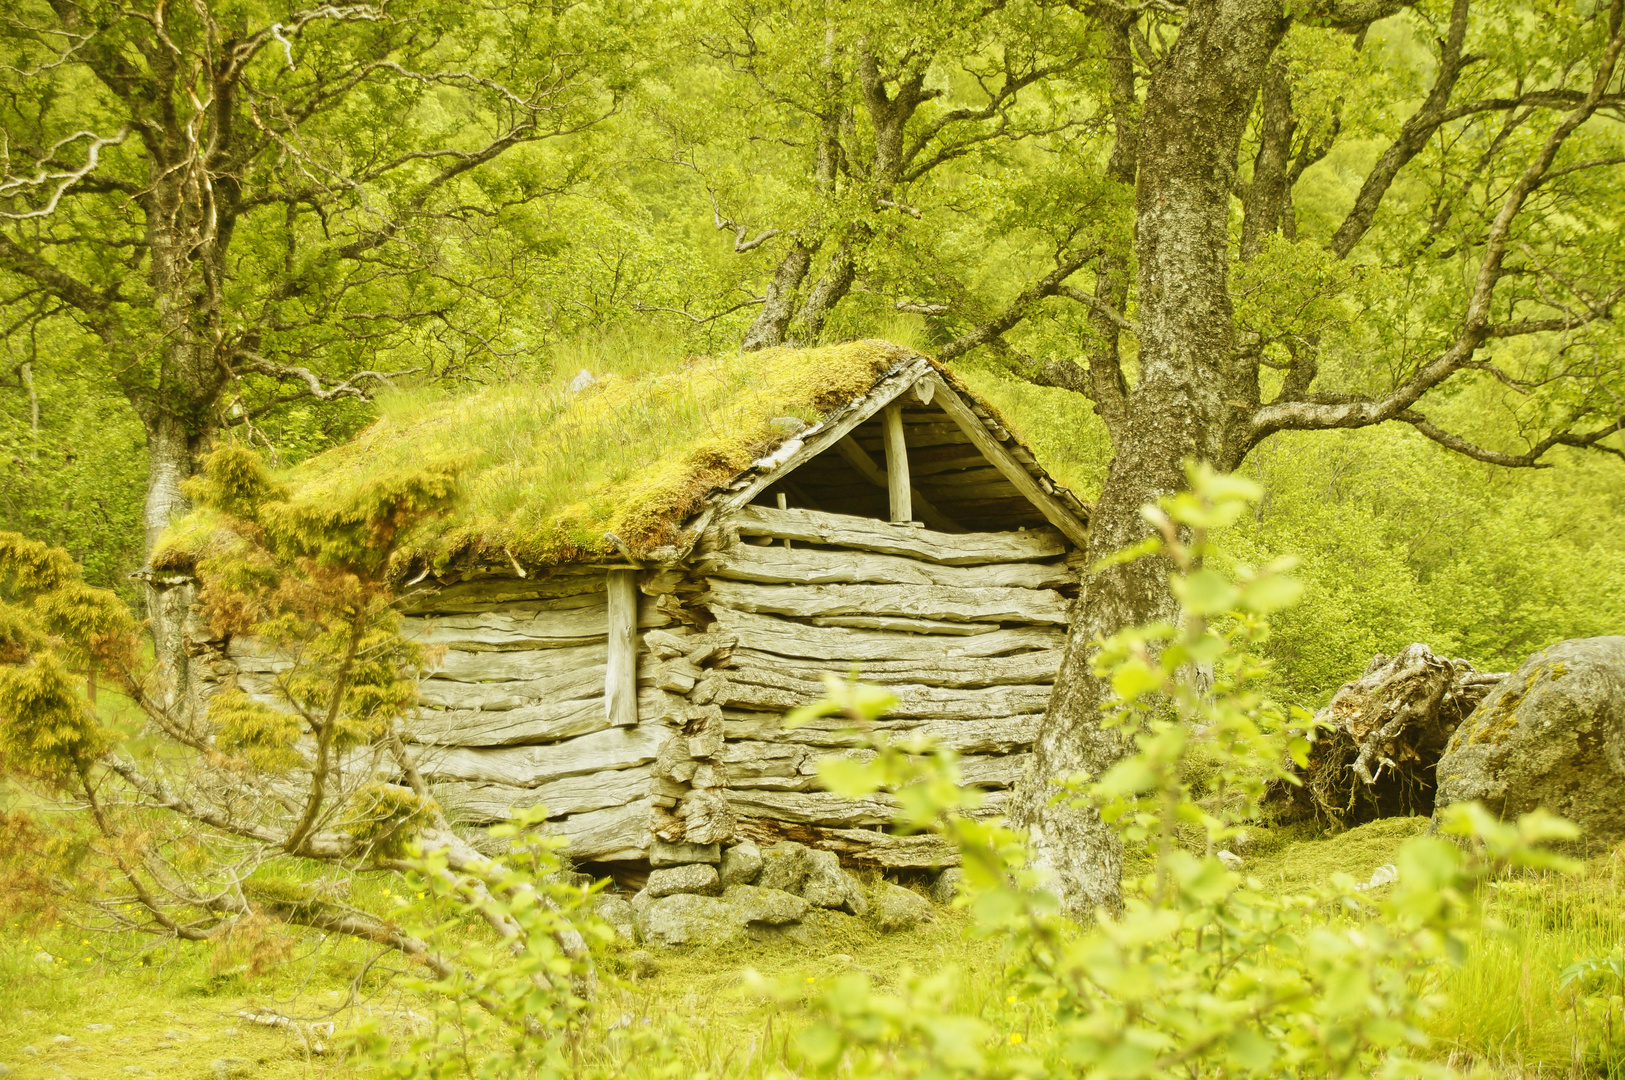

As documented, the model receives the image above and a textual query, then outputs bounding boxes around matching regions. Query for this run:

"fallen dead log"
[1273,643,1506,827]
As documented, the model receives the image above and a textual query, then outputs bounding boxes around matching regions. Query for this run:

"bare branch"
[231,351,418,401]
[0,127,132,220]
[1398,410,1625,466]
[1057,284,1138,333]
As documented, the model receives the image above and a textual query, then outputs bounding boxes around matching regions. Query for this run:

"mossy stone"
[636,894,745,948]
[1433,636,1625,848]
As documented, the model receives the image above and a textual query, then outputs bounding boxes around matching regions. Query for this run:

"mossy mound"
[152,341,921,577]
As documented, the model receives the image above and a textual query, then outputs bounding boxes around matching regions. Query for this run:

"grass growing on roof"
[157,341,913,574]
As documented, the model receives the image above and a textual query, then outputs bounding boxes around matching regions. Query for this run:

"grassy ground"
[3,821,1621,1079]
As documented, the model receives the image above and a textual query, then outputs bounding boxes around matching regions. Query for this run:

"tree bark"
[787,244,858,346]
[742,242,817,350]
[1010,0,1288,916]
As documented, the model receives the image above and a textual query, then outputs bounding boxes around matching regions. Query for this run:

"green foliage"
[0,531,131,785]
[348,806,616,1078]
[781,468,1582,1080]
[1224,424,1625,704]
[0,653,107,785]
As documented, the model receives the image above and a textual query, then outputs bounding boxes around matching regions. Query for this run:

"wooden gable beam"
[833,435,963,532]
[919,373,1092,550]
[719,356,933,515]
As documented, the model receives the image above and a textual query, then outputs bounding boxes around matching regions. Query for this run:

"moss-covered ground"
[3,820,1621,1079]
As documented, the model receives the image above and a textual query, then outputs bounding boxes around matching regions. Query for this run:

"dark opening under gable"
[750,372,1086,540]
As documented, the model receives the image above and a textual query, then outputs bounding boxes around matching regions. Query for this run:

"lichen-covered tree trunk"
[1009,0,1288,916]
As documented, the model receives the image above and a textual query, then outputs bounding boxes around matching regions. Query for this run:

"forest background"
[1,0,1621,713]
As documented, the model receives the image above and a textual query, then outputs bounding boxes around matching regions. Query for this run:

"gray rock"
[211,1059,252,1080]
[628,949,659,979]
[0,1063,12,1077]
[723,884,809,925]
[718,842,763,887]
[646,863,721,898]
[650,840,720,867]
[800,849,866,915]
[637,893,744,948]
[1216,850,1243,871]
[593,894,638,941]
[757,841,811,893]
[1434,636,1625,847]
[930,867,964,904]
[874,883,934,933]
[567,369,597,393]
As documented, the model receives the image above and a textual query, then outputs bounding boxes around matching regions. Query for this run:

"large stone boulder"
[1434,636,1625,847]
[875,883,934,933]
[637,894,744,948]
[635,885,813,947]
[722,885,808,925]
[592,894,638,942]
[718,842,763,887]
[646,864,721,898]
[801,849,867,916]
[757,841,811,892]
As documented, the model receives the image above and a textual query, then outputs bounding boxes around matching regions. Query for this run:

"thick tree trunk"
[142,414,203,554]
[1010,0,1288,916]
[742,242,816,351]
[786,244,857,346]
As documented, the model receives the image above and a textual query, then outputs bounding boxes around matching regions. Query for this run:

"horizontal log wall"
[209,507,1078,867]
[648,505,1075,866]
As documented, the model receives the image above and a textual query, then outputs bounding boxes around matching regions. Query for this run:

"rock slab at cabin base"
[1433,636,1625,846]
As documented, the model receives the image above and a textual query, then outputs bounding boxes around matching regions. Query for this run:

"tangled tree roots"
[1273,644,1506,828]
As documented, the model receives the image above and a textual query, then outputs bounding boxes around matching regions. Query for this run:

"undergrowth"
[3,824,1621,1078]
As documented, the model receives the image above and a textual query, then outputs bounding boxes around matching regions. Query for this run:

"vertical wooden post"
[882,403,912,523]
[605,569,638,727]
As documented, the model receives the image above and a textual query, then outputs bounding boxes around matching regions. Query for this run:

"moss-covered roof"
[156,341,978,576]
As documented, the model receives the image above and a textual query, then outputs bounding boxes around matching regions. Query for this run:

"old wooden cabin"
[179,342,1092,873]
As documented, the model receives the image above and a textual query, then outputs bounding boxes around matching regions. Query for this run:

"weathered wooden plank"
[416,724,669,786]
[605,570,639,727]
[729,505,1066,565]
[403,595,669,650]
[856,422,971,448]
[721,355,933,515]
[705,580,1069,625]
[833,436,961,532]
[553,798,655,862]
[711,607,1064,661]
[728,648,1061,689]
[724,789,897,827]
[408,698,609,747]
[720,711,1041,753]
[916,478,1025,501]
[703,667,1052,720]
[718,740,809,778]
[428,643,610,685]
[920,374,1091,548]
[814,828,958,869]
[417,662,605,710]
[958,753,1031,789]
[436,766,655,822]
[697,544,1072,590]
[804,615,997,635]
[401,568,610,614]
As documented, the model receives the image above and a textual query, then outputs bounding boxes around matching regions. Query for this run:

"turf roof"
[153,341,940,576]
